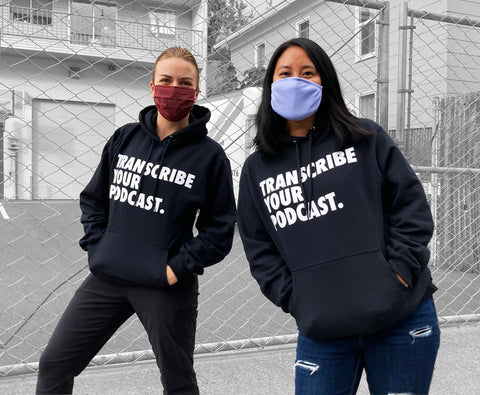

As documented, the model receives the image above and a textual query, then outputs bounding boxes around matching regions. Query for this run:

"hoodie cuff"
[168,254,190,281]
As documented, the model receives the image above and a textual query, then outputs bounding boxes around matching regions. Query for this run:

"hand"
[396,273,409,288]
[166,265,178,285]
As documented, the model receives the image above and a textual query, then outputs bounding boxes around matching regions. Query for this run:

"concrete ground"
[1,324,479,394]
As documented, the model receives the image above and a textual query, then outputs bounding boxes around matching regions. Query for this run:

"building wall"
[228,0,387,121]
[229,1,379,105]
[226,0,480,130]
[0,53,152,128]
[1,0,206,199]
[1,54,152,198]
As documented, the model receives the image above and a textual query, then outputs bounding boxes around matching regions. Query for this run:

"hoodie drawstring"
[158,136,171,169]
[136,139,155,194]
[153,136,172,195]
[294,127,315,218]
[307,129,314,215]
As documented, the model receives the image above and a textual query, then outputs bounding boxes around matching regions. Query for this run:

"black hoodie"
[79,104,236,287]
[237,119,435,340]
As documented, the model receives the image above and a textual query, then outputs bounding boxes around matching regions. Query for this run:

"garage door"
[32,99,116,199]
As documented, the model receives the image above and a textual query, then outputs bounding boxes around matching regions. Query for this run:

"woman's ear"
[150,81,155,99]
[194,88,200,102]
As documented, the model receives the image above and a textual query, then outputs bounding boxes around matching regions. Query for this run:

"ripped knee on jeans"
[409,325,433,344]
[294,360,319,375]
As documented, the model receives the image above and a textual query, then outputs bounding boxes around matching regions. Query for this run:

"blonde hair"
[152,47,200,89]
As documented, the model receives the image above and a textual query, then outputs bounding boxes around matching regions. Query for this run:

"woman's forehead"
[155,57,196,74]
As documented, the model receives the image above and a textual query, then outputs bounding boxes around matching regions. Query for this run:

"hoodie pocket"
[290,250,413,340]
[88,230,169,288]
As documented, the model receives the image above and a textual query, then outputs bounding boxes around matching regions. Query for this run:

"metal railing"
[9,6,52,25]
[1,5,203,56]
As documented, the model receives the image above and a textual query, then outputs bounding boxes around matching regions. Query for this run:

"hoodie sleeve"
[78,136,115,251]
[167,153,236,279]
[376,127,434,287]
[237,165,293,313]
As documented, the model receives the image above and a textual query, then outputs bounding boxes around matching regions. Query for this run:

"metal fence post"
[376,1,389,130]
[396,2,409,151]
[430,97,440,267]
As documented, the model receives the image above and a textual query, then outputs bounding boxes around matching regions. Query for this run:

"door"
[32,99,115,199]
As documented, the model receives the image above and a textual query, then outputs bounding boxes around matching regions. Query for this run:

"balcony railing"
[10,6,52,25]
[1,6,203,58]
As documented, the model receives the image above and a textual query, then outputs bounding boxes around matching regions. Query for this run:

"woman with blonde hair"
[36,47,236,394]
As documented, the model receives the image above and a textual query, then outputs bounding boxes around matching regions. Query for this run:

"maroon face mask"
[153,85,196,122]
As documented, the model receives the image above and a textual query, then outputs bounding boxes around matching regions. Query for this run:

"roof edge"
[213,0,300,50]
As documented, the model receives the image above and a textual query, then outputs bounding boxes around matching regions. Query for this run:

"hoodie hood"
[139,104,211,145]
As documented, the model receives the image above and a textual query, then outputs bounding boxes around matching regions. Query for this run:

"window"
[150,10,176,37]
[359,93,375,120]
[255,42,266,68]
[10,0,52,25]
[298,20,309,39]
[71,1,117,46]
[358,9,375,58]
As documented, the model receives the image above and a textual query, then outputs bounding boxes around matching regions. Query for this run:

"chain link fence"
[1,0,479,377]
[394,4,480,320]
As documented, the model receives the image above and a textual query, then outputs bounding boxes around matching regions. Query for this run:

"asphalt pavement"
[1,324,479,394]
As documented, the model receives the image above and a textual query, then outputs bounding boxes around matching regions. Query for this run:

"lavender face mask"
[271,77,323,121]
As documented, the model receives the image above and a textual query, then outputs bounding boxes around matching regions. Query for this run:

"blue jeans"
[295,298,440,395]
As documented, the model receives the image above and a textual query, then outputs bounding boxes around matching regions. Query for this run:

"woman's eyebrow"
[276,65,315,70]
[157,74,194,81]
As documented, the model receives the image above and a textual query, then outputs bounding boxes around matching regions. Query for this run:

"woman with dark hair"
[255,37,371,154]
[237,38,440,394]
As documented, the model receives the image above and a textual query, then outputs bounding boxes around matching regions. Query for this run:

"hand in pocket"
[166,265,178,285]
[396,273,409,288]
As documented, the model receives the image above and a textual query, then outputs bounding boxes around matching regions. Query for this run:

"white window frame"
[296,18,310,39]
[149,10,176,37]
[355,8,376,61]
[357,91,376,120]
[255,42,266,68]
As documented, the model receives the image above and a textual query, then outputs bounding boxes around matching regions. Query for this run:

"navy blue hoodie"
[237,119,435,340]
[79,104,236,287]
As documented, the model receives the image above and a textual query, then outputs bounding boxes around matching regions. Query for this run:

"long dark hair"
[254,38,372,155]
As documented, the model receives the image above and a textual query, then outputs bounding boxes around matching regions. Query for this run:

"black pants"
[36,274,199,395]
